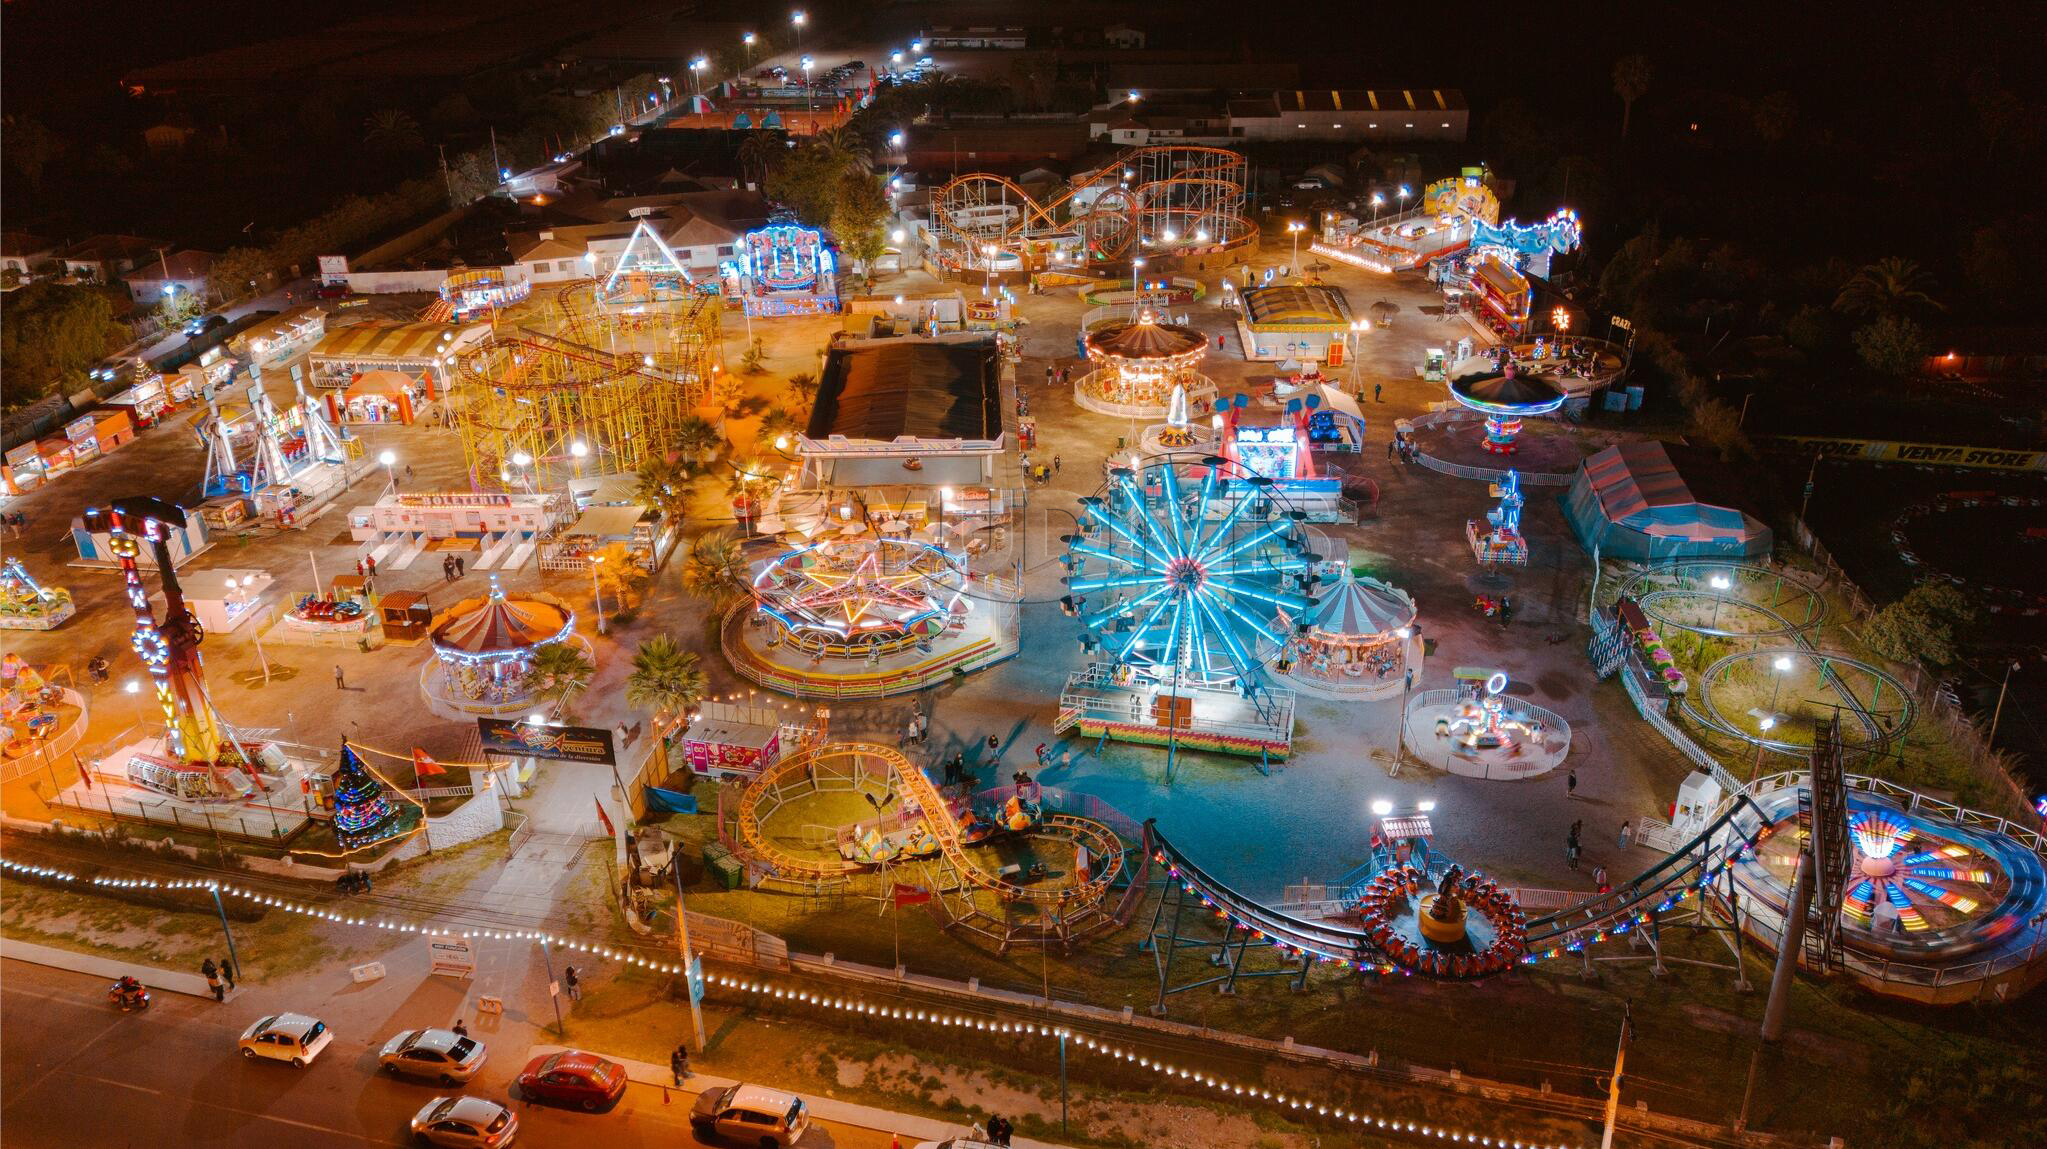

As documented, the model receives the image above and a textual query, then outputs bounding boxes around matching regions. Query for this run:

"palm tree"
[672,415,725,476]
[758,406,806,449]
[787,371,820,410]
[625,634,707,731]
[680,528,748,610]
[737,129,780,188]
[363,109,425,154]
[1832,257,1944,319]
[523,642,596,718]
[1612,55,1653,139]
[811,126,872,175]
[634,457,689,527]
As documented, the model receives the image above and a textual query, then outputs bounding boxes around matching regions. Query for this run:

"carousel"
[421,576,582,719]
[1279,571,1419,699]
[1073,311,1218,419]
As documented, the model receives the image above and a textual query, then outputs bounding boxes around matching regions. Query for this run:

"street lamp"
[791,10,805,55]
[1370,799,1394,817]
[590,553,608,635]
[510,450,534,492]
[938,486,953,553]
[570,439,590,480]
[800,55,814,113]
[743,31,756,67]
[378,449,398,490]
[1370,192,1386,225]
[1751,715,1776,779]
[1768,653,1794,714]
[1708,572,1731,631]
[1394,624,1415,768]
[1285,221,1305,274]
[691,57,708,96]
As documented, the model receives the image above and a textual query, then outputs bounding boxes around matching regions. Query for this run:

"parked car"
[314,282,351,299]
[689,1083,810,1148]
[913,1140,1000,1149]
[183,313,228,337]
[409,1096,518,1148]
[238,1013,333,1066]
[513,1050,627,1110]
[380,1028,488,1084]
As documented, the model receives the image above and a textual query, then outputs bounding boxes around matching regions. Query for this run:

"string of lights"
[1,854,1593,1149]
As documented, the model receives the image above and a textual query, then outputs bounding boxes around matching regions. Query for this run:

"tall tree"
[523,643,597,718]
[624,633,707,731]
[633,456,691,527]
[0,284,128,410]
[830,171,891,284]
[1612,55,1653,139]
[1833,257,1943,319]
[672,415,725,476]
[362,109,425,156]
[679,528,748,610]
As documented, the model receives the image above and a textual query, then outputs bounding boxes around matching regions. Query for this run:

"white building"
[506,190,770,286]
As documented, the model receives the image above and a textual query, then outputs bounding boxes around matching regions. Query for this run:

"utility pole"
[209,884,245,984]
[1760,853,1812,1043]
[539,938,566,1036]
[1598,1002,1632,1149]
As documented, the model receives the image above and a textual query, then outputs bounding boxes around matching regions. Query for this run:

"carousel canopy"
[1085,315,1207,362]
[346,369,415,398]
[1304,572,1415,638]
[1449,362,1565,412]
[430,578,573,656]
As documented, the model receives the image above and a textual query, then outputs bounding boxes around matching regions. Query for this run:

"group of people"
[1352,864,1528,980]
[440,554,467,582]
[974,1114,1017,1145]
[200,955,238,1002]
[1473,595,1514,624]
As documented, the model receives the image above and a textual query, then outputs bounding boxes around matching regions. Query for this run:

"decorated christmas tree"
[331,743,399,850]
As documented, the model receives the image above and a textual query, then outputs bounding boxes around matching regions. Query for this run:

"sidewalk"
[527,1043,1074,1149]
[1,937,242,1001]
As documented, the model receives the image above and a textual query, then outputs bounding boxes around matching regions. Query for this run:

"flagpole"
[1600,1002,1632,1149]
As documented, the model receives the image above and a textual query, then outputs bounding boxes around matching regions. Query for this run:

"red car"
[514,1050,628,1111]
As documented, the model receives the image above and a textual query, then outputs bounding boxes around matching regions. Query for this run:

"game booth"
[1210,389,1356,522]
[721,224,839,317]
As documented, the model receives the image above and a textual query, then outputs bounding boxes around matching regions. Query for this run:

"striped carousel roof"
[1304,572,1415,638]
[430,577,573,656]
[1085,314,1207,361]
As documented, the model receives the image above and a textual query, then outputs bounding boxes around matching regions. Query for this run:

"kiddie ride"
[1350,863,1527,979]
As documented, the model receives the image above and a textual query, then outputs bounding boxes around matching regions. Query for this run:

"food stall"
[379,590,434,642]
[105,371,171,427]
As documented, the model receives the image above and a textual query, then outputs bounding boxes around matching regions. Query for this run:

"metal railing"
[43,784,301,843]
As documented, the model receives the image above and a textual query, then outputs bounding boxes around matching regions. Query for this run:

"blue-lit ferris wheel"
[1062,455,1316,693]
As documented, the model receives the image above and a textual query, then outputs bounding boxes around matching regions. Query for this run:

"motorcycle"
[108,981,150,1012]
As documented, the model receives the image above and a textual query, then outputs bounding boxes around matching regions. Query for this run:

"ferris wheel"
[1062,455,1316,693]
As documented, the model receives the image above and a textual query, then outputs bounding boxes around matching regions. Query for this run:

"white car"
[914,1140,1002,1149]
[410,1096,519,1147]
[380,1028,488,1084]
[690,1084,810,1147]
[238,1012,333,1066]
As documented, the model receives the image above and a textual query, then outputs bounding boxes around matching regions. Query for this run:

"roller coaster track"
[1146,793,1769,973]
[733,743,1125,907]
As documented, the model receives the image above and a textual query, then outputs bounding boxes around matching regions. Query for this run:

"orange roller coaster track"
[933,145,1257,268]
[733,742,1125,909]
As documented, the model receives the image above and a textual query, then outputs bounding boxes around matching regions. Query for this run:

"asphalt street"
[0,961,899,1149]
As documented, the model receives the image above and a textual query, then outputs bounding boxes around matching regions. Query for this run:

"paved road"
[0,962,897,1149]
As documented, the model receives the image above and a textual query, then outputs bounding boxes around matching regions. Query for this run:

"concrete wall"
[423,787,506,851]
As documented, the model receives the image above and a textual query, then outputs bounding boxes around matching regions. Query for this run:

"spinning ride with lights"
[1064,456,1313,695]
[1448,362,1564,454]
[0,557,74,631]
[750,538,970,661]
[423,577,581,718]
[1073,311,1216,417]
[721,224,839,317]
[1729,785,2047,983]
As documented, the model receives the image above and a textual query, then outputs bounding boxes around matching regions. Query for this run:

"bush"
[1852,315,1930,378]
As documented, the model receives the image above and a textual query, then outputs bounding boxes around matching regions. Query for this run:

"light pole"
[743,31,756,69]
[1397,184,1411,215]
[1348,319,1370,394]
[800,55,814,115]
[509,450,534,493]
[1370,192,1385,226]
[1553,306,1572,355]
[590,554,607,635]
[1394,626,1414,772]
[569,439,589,480]
[938,486,952,556]
[1750,715,1776,779]
[1708,573,1731,632]
[1285,221,1304,275]
[378,449,398,492]
[690,57,707,97]
[1768,653,1793,714]
[1988,659,2021,748]
[790,10,805,55]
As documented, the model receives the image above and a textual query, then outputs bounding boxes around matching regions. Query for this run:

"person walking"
[1566,835,1581,870]
[1387,438,1396,459]
[1617,820,1633,850]
[454,555,465,577]
[1373,382,1382,402]
[334,664,346,690]
[671,1044,690,1085]
[1565,767,1577,799]
[443,555,455,582]
[218,954,236,990]
[563,965,581,1001]
[365,554,378,578]
[201,958,224,1002]
[985,733,1001,767]
[1053,455,1061,474]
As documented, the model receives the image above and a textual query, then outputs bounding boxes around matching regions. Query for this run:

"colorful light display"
[330,743,400,849]
[1065,456,1314,691]
[91,500,224,767]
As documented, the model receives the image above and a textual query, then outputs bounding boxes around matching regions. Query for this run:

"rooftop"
[808,337,1004,444]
